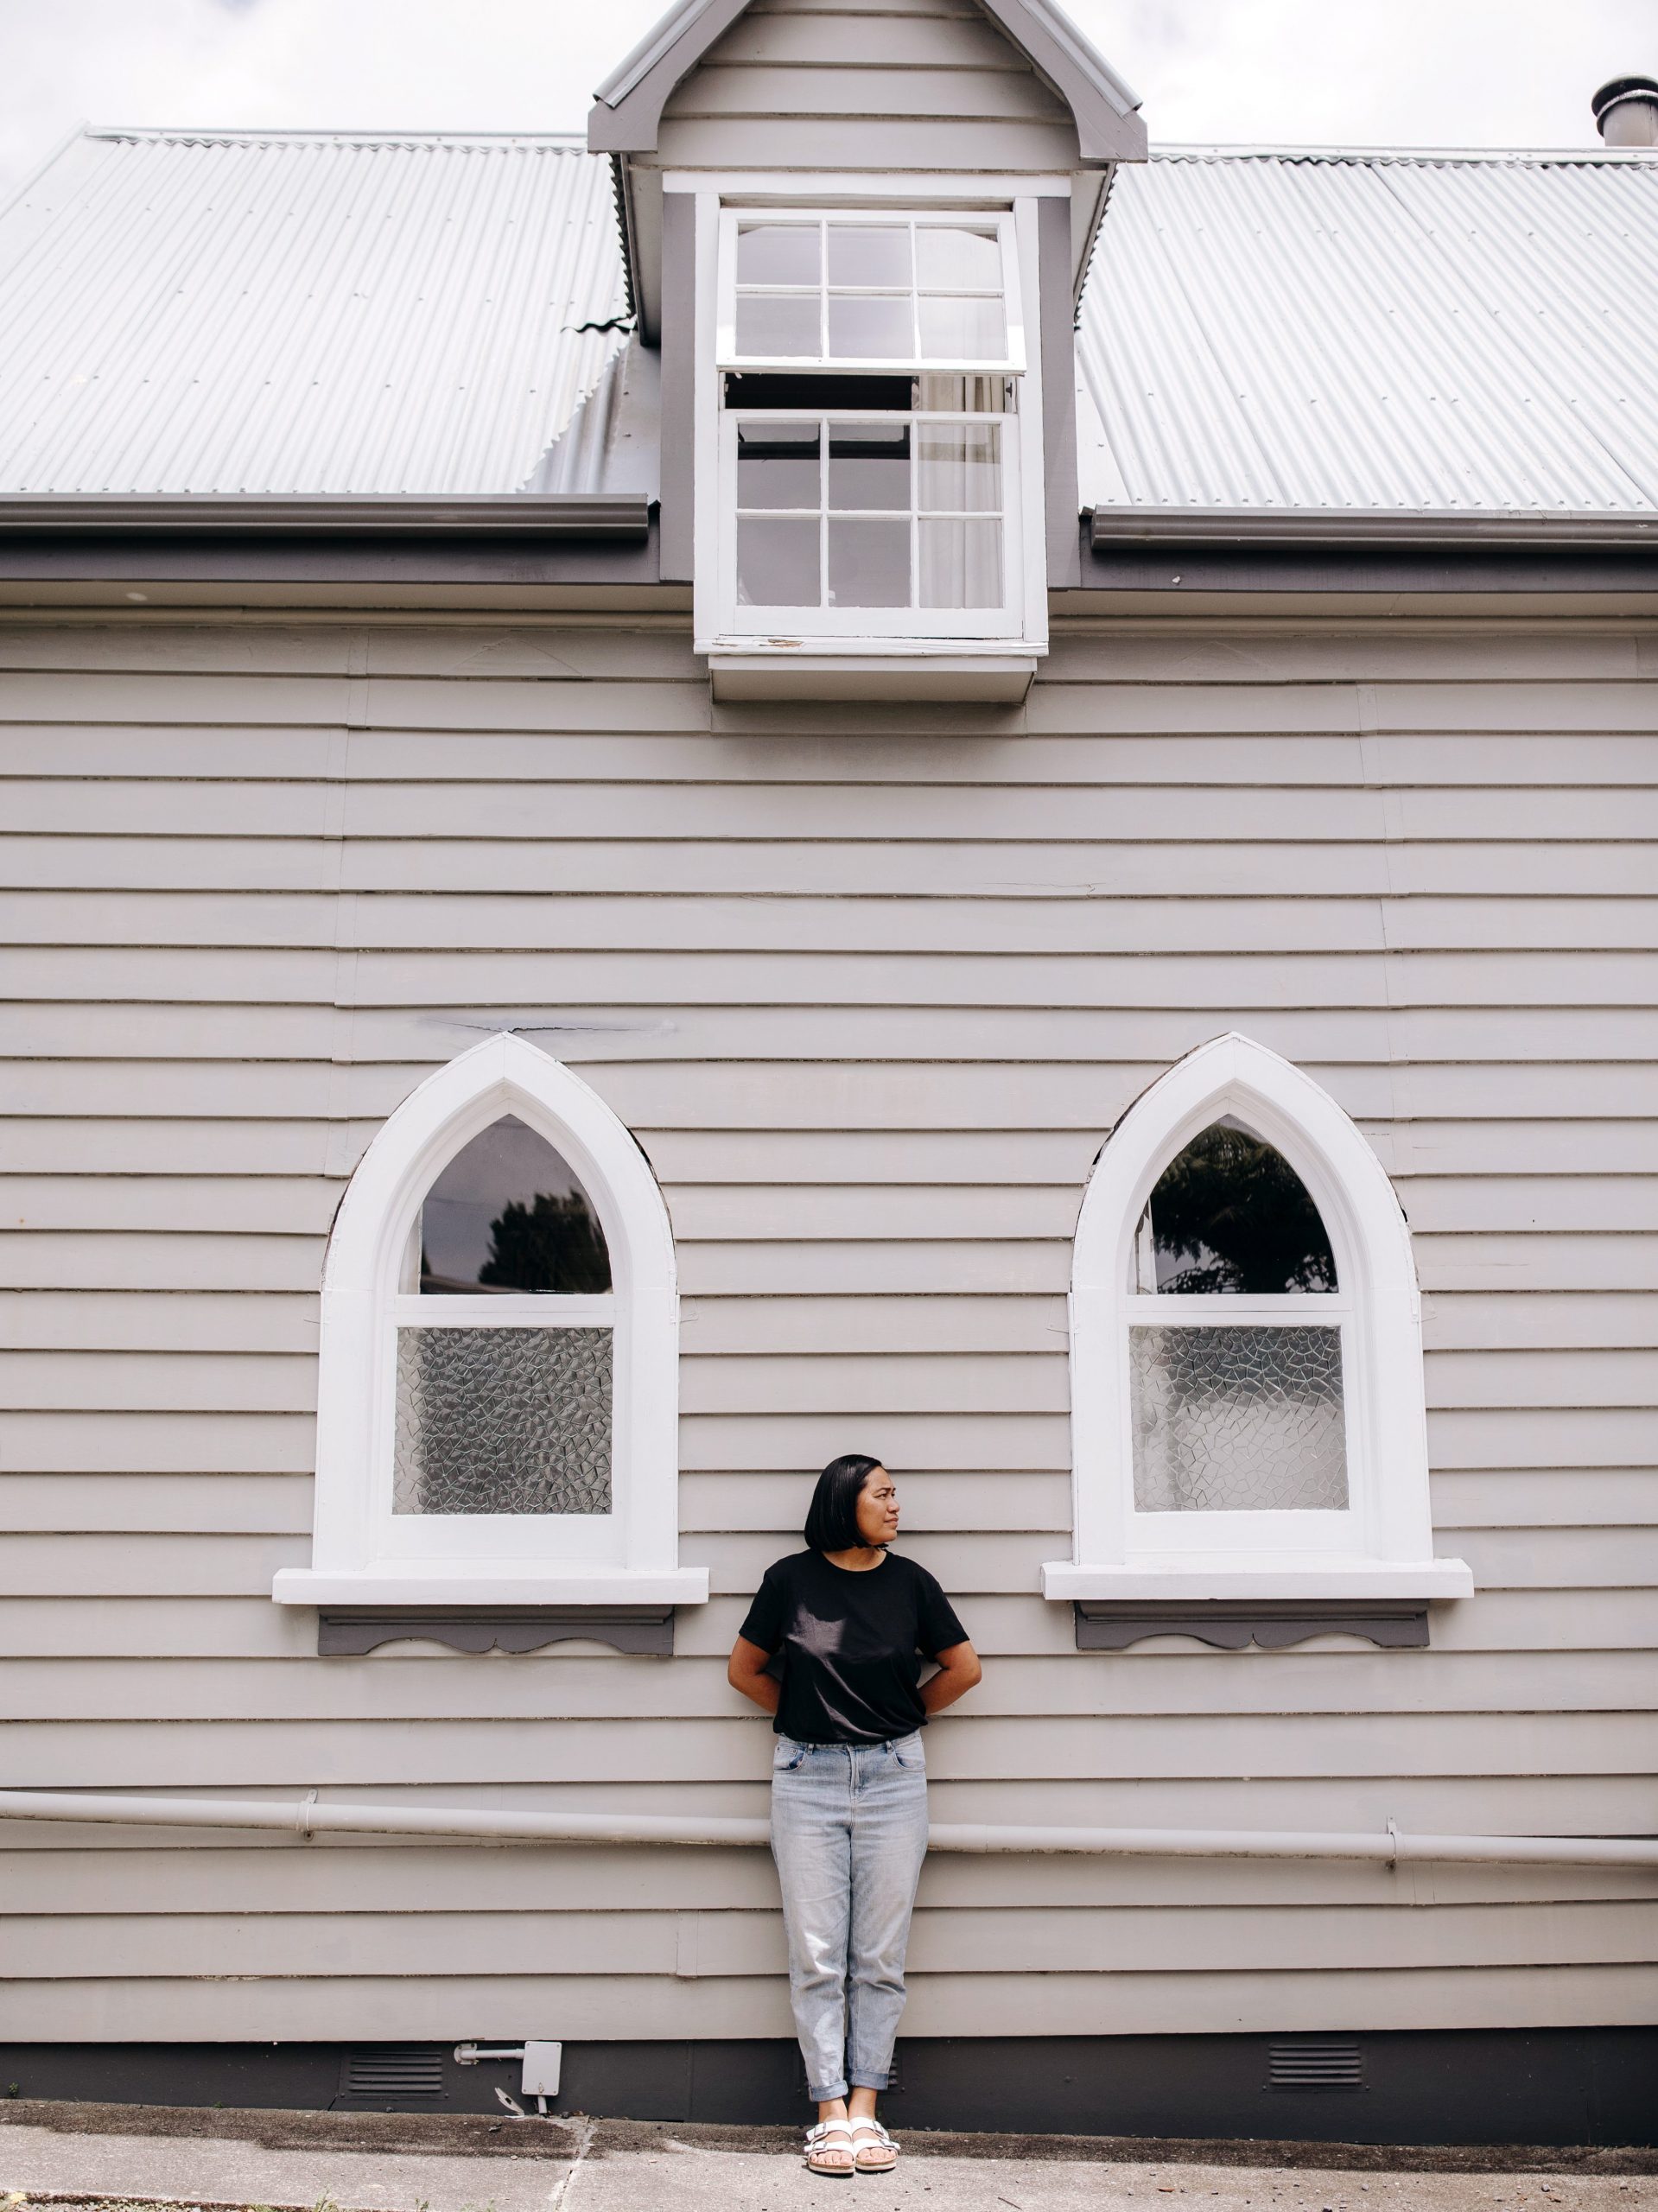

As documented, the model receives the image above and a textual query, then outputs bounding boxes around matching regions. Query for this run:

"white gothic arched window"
[1045,1034,1472,1605]
[274,1035,708,1611]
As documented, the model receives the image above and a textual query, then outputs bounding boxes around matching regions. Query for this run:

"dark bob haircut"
[804,1453,886,1554]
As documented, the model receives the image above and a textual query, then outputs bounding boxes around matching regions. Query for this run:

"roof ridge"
[1151,141,1658,164]
[82,124,592,148]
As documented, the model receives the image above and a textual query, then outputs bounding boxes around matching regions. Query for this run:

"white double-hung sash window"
[700,201,1045,671]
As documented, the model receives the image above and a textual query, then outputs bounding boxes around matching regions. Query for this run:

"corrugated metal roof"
[1077,149,1658,518]
[3,128,1655,519]
[0,129,629,495]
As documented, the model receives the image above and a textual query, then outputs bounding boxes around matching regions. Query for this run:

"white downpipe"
[2,1789,1655,1869]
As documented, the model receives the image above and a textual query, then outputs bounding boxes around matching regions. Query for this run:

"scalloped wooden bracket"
[1074,1599,1429,1651]
[317,1606,676,1656]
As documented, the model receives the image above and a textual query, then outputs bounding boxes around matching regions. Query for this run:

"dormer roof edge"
[588,0,1147,165]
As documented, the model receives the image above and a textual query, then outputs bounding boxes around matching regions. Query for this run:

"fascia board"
[588,0,751,154]
[0,495,651,539]
[986,0,1147,162]
[1091,507,1658,550]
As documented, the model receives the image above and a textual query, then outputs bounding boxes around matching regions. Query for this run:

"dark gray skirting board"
[2,2030,1653,2145]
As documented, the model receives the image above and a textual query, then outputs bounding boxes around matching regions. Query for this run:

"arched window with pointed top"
[274,1035,707,1611]
[1045,1034,1471,1606]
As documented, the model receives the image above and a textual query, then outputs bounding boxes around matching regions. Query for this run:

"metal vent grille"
[1266,2037,1365,2091]
[341,2045,445,2101]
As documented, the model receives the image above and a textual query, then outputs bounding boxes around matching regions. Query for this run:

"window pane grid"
[733,216,1008,365]
[733,410,1003,612]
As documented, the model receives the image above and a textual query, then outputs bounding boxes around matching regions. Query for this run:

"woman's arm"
[727,1633,781,1716]
[921,1640,982,1716]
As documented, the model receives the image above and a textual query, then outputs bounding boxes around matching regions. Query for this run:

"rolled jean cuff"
[808,2077,849,2103]
[848,2070,891,2091]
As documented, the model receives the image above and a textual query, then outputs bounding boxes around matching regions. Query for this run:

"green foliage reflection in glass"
[418,1114,612,1295]
[1142,1117,1337,1294]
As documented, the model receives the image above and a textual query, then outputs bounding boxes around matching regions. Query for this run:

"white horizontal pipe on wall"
[2,1789,1655,1870]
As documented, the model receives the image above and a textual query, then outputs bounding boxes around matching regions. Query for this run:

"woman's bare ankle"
[816,2096,849,2124]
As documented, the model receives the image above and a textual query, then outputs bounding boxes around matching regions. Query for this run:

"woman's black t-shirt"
[738,1549,969,1745]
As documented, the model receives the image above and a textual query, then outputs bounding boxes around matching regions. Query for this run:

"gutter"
[1089,508,1658,550]
[3,1789,1655,1869]
[0,494,651,539]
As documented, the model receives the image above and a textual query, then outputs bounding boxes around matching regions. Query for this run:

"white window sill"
[708,651,1037,703]
[272,1567,711,1608]
[1041,1558,1475,1603]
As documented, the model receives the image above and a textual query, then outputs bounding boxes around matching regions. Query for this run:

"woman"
[728,1453,982,2177]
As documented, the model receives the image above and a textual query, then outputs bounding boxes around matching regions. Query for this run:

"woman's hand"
[728,1633,782,1715]
[920,1640,982,1715]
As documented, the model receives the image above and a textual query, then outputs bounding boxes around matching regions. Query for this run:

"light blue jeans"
[769,1732,930,2103]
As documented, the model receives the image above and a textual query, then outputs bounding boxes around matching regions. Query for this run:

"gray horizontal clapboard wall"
[2,612,1656,2041]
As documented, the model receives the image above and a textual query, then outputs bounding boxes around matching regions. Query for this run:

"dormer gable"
[588,0,1146,702]
[591,0,1146,166]
[591,0,1146,331]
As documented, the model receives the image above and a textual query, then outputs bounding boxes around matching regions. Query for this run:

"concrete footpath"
[2,2103,1653,2212]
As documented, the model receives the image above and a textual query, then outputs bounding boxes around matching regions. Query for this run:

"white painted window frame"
[1044,1033,1473,1604]
[685,176,1048,664]
[716,399,1023,639]
[273,1035,707,1610]
[715,207,1027,376]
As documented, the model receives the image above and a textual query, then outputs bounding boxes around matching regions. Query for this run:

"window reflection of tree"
[480,1191,611,1295]
[1147,1119,1337,1294]
[420,1190,610,1296]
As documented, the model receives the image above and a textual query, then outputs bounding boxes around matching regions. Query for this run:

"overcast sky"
[3,0,1652,200]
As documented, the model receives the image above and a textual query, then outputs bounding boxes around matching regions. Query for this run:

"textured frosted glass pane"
[916,225,1001,291]
[420,1115,608,1295]
[737,422,819,509]
[827,226,912,287]
[737,517,819,606]
[918,295,1007,359]
[918,424,1000,512]
[918,518,1001,607]
[735,292,820,357]
[828,516,910,607]
[828,294,912,358]
[828,421,910,510]
[1130,1325,1347,1512]
[737,223,820,286]
[394,1327,611,1516]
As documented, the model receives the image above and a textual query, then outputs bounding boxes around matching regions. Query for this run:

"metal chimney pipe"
[1591,75,1658,146]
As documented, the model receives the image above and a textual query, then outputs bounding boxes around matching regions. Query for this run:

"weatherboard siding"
[656,0,1080,172]
[1,613,1655,2042]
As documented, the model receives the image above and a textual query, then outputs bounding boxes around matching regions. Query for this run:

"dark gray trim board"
[1091,509,1658,550]
[3,2031,1654,2145]
[1039,195,1083,588]
[1075,1601,1430,1651]
[0,495,651,537]
[1077,533,1658,595]
[0,525,662,589]
[657,190,696,583]
[317,1606,675,1656]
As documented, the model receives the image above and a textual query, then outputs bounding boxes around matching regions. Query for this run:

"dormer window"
[696,199,1047,701]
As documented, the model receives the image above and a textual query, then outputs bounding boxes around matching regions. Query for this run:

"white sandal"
[804,2118,857,2176]
[848,2118,898,2173]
